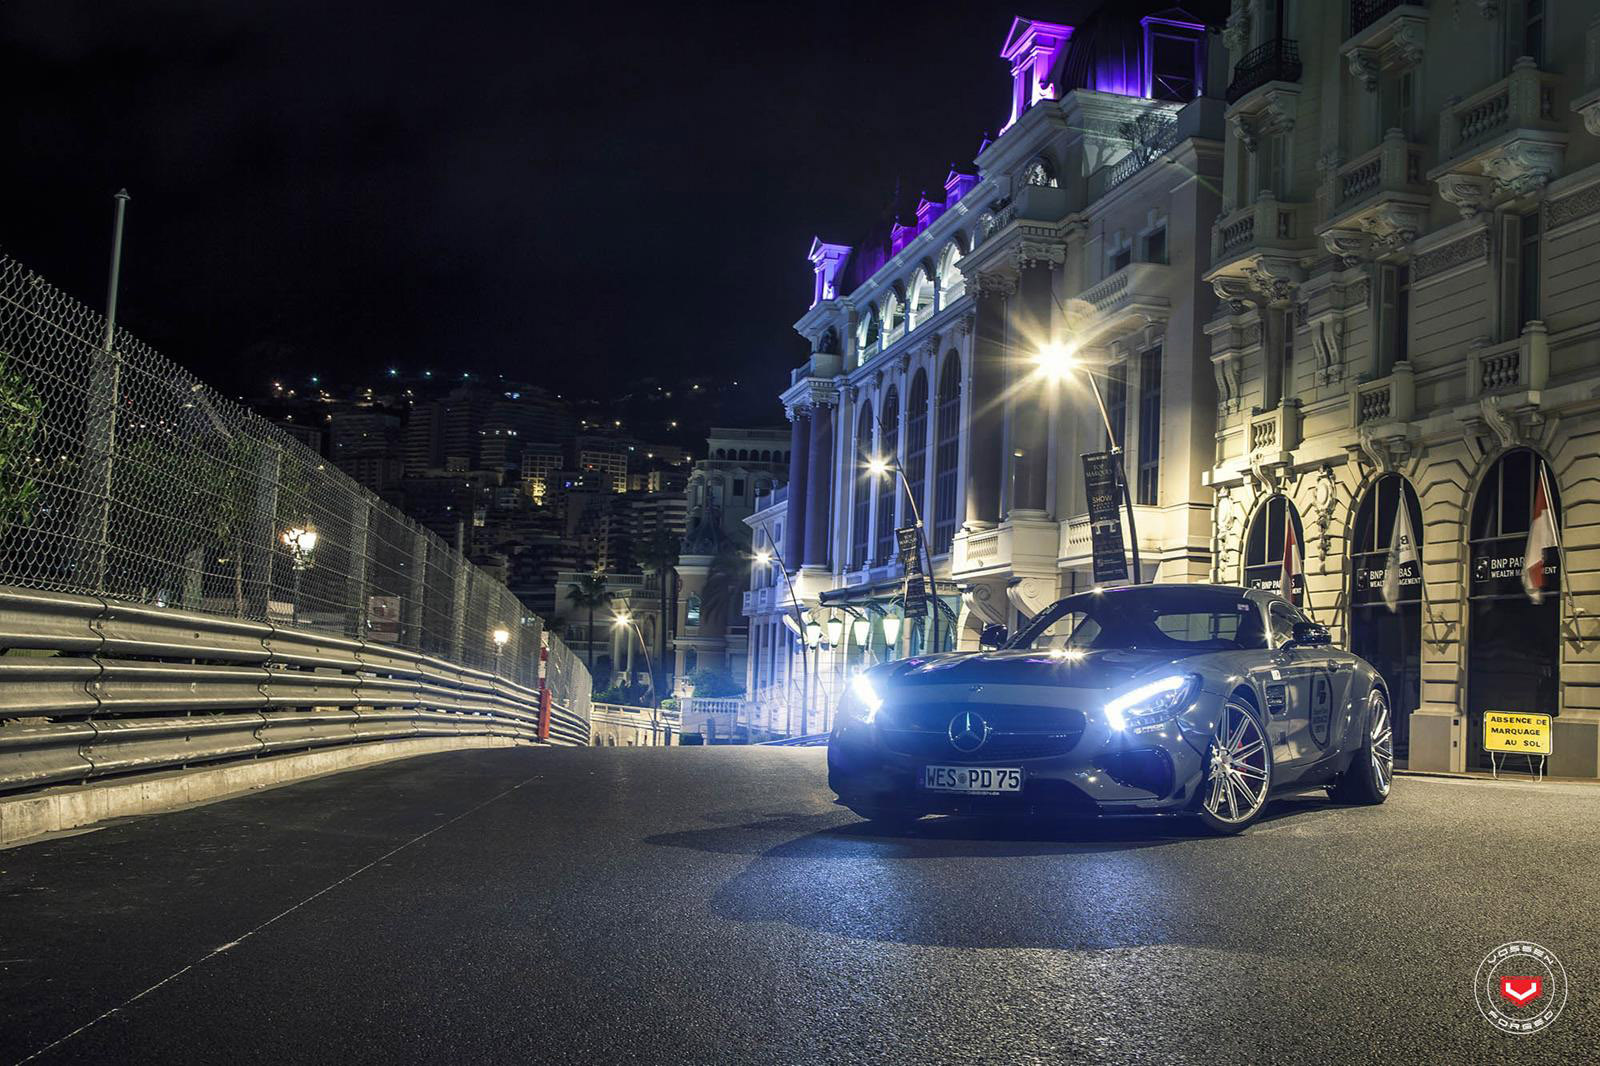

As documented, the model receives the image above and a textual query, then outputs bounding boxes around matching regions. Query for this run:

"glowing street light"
[852,617,871,647]
[281,526,318,566]
[1033,340,1081,382]
[881,612,903,648]
[492,627,510,648]
[611,611,657,703]
[865,453,941,651]
[1033,340,1142,584]
[825,614,844,647]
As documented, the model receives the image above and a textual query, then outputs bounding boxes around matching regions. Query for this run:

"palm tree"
[637,529,680,698]
[565,570,611,673]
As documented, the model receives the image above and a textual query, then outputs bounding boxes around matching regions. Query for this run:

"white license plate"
[921,765,1023,794]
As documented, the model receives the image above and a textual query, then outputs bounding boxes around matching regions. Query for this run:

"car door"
[1263,600,1318,773]
[1293,617,1356,766]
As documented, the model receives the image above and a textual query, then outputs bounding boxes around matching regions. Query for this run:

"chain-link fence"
[0,249,588,713]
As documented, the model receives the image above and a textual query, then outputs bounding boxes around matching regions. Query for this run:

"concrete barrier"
[0,734,526,849]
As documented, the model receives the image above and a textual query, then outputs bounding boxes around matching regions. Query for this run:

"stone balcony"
[1065,262,1172,349]
[1246,401,1301,469]
[1342,2,1427,89]
[1317,130,1430,261]
[1206,193,1317,302]
[1468,322,1550,396]
[1349,363,1417,429]
[1428,58,1566,217]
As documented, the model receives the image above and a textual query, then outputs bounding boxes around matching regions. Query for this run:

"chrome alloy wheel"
[1369,689,1394,797]
[1203,700,1270,824]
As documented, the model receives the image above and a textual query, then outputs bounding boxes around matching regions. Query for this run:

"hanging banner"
[902,573,929,614]
[1081,451,1129,584]
[896,526,922,573]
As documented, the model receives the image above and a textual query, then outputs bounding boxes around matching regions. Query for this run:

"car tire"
[1195,697,1273,835]
[1329,688,1394,806]
[849,807,922,833]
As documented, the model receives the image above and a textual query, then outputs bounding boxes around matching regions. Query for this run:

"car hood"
[878,647,1201,693]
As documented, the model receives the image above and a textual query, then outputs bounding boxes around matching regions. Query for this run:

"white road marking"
[14,775,540,1065]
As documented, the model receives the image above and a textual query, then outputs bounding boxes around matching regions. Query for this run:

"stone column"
[784,409,811,569]
[1010,263,1054,514]
[965,272,1013,528]
[803,402,835,567]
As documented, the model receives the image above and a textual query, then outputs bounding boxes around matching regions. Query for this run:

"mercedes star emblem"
[948,711,990,753]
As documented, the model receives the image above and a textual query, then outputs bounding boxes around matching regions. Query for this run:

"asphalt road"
[1,746,1595,1065]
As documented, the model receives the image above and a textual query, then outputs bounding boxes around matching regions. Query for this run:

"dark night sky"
[2,1,1019,410]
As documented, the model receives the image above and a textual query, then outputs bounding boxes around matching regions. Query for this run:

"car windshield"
[1010,587,1268,653]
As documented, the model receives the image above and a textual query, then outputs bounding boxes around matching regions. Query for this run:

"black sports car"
[828,584,1394,833]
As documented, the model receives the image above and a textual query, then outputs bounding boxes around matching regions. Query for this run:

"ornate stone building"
[753,3,1231,734]
[746,1,1600,773]
[1203,0,1600,777]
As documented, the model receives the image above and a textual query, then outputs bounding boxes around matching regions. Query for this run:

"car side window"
[1268,603,1297,648]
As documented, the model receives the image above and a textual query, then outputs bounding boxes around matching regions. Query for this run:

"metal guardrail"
[0,585,590,793]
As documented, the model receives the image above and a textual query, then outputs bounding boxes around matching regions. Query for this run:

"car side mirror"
[1289,621,1331,647]
[979,623,1008,650]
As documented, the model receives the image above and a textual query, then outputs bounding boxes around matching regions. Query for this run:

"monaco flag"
[1281,511,1302,606]
[1382,500,1420,613]
[1523,465,1560,605]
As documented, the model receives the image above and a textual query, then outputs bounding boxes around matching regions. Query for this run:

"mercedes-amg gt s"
[828,584,1394,834]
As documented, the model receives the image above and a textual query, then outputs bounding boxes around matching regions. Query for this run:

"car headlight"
[841,673,885,724]
[1104,674,1201,733]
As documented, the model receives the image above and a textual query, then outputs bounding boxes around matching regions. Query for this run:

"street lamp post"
[492,626,510,676]
[1034,343,1142,584]
[280,526,318,622]
[613,612,666,744]
[865,457,941,652]
[755,529,812,738]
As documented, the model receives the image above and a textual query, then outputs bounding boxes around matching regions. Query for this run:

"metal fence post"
[450,559,469,662]
[347,497,370,639]
[404,528,428,649]
[252,442,283,620]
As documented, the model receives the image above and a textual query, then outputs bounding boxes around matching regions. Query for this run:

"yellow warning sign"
[1483,711,1553,755]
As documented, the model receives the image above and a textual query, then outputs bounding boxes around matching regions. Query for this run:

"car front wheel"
[1329,688,1394,805]
[1195,697,1273,835]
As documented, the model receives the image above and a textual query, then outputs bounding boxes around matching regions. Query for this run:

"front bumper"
[827,696,1219,819]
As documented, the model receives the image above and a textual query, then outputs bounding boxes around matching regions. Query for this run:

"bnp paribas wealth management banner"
[1081,451,1128,584]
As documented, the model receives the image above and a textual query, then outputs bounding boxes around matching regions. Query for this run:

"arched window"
[933,352,962,553]
[883,288,905,345]
[875,388,899,563]
[856,304,880,357]
[973,215,995,249]
[851,406,873,568]
[1467,448,1562,772]
[1022,156,1058,188]
[1243,495,1307,604]
[904,370,929,532]
[936,241,966,306]
[907,267,935,331]
[1349,473,1424,762]
[714,448,726,459]
[760,450,771,461]
[686,594,702,626]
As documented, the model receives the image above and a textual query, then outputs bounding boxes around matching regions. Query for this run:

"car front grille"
[877,702,1086,762]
